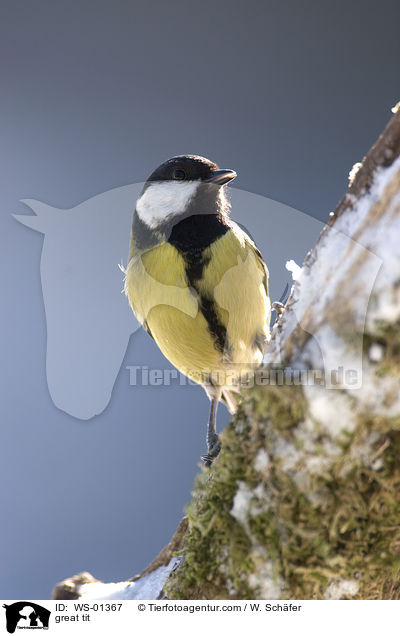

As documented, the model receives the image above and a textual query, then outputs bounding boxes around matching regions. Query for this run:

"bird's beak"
[206,169,237,185]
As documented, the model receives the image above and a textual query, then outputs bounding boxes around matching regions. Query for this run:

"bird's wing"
[230,220,270,298]
[142,319,154,340]
[251,243,269,298]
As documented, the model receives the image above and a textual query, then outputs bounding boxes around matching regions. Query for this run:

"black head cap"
[146,155,236,185]
[147,155,217,183]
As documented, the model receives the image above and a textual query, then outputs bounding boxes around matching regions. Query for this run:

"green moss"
[165,420,256,599]
[249,383,307,432]
[165,371,400,599]
[166,384,307,599]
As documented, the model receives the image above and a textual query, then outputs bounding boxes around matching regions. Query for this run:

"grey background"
[1,0,399,599]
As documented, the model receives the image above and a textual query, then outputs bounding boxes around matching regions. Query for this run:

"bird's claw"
[272,301,285,315]
[201,438,222,468]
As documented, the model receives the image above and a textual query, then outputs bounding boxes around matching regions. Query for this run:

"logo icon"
[2,603,51,633]
[13,185,321,418]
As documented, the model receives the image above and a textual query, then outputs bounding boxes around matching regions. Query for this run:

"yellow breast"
[125,231,270,388]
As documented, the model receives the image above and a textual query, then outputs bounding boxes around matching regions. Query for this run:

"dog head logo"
[2,602,51,633]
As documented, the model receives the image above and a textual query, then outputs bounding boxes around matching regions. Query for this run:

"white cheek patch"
[136,181,199,228]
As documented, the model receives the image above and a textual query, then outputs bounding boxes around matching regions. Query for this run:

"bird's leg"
[206,397,219,450]
[201,393,222,467]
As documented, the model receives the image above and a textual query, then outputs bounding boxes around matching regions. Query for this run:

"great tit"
[124,155,271,465]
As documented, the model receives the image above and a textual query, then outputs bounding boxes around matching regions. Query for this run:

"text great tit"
[124,155,271,465]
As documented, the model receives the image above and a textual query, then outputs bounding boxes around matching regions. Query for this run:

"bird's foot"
[201,436,221,468]
[272,301,285,316]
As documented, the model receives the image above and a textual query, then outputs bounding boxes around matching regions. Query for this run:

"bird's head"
[135,155,236,229]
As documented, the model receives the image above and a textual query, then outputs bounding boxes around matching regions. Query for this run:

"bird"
[124,155,271,466]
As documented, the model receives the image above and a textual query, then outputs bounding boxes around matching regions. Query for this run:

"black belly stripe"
[184,249,210,284]
[198,293,230,354]
[168,214,231,356]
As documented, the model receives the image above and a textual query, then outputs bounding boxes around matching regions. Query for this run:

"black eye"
[172,169,185,180]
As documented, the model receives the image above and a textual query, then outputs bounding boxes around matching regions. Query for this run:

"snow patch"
[248,558,283,599]
[348,162,362,186]
[368,343,384,362]
[324,578,359,600]
[304,386,357,439]
[285,259,302,281]
[254,448,270,471]
[305,455,332,474]
[231,481,253,525]
[269,157,400,382]
[272,437,302,471]
[79,557,180,600]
